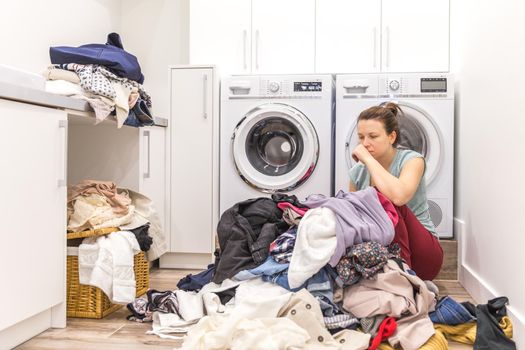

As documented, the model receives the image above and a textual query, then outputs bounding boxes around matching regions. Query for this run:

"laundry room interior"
[0,0,523,349]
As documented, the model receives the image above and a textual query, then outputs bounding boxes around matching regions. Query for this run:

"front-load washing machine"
[220,74,334,215]
[335,73,454,238]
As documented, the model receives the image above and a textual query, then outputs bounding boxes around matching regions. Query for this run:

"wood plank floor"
[17,268,474,350]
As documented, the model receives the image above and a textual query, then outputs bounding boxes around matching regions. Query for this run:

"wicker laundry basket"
[66,227,149,319]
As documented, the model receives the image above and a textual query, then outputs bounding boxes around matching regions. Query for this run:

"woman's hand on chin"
[352,144,373,164]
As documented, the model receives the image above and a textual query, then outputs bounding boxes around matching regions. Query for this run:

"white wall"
[451,0,525,347]
[120,0,189,119]
[0,0,121,74]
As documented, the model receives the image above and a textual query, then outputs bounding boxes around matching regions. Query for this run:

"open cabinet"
[66,116,168,235]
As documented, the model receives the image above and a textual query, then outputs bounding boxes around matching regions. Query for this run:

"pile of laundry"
[67,180,167,262]
[127,188,515,349]
[44,32,153,128]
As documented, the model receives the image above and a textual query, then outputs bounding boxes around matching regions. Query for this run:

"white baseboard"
[460,263,525,348]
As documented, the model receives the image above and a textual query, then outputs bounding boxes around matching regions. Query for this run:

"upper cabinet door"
[382,0,449,72]
[190,0,251,75]
[252,0,315,74]
[316,0,381,74]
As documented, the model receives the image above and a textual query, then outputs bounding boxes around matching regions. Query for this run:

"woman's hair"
[357,102,403,146]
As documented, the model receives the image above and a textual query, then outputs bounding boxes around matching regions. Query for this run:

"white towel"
[288,207,337,289]
[78,231,140,304]
[109,231,141,304]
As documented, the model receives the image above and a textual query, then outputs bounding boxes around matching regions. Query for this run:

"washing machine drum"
[232,103,319,193]
[345,102,444,186]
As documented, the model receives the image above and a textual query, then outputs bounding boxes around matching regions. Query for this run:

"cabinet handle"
[143,130,150,179]
[373,27,377,69]
[202,74,208,119]
[243,30,247,70]
[58,120,68,187]
[255,29,260,70]
[386,26,390,69]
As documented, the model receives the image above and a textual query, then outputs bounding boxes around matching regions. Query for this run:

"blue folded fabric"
[50,33,144,83]
[429,295,476,325]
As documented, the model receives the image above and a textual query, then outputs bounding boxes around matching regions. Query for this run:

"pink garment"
[277,202,309,216]
[375,190,399,227]
[68,180,131,216]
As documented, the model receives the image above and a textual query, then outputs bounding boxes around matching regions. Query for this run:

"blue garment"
[124,102,155,127]
[306,266,341,317]
[429,296,476,325]
[176,264,215,292]
[234,256,304,291]
[50,32,144,83]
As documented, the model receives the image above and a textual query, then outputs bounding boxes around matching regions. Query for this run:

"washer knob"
[389,79,400,91]
[268,81,281,93]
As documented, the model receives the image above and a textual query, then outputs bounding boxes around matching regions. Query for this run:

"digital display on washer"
[294,81,322,92]
[421,78,447,92]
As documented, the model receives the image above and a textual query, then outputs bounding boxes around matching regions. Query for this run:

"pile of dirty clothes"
[44,32,153,128]
[67,179,167,261]
[128,188,516,349]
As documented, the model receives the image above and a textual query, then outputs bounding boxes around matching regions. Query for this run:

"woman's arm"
[352,145,424,205]
[349,181,357,192]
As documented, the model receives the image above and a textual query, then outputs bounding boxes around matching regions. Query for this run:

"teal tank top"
[348,149,437,236]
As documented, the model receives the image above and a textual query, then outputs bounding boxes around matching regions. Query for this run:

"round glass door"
[345,102,444,186]
[232,103,319,193]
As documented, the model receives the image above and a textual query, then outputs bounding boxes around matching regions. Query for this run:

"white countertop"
[0,81,168,127]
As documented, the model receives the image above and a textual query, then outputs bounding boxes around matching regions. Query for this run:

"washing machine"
[335,73,454,238]
[220,74,334,215]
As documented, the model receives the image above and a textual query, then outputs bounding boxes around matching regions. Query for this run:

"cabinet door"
[0,100,66,331]
[189,0,251,75]
[170,68,214,254]
[139,126,166,233]
[316,0,381,73]
[252,0,315,74]
[382,0,449,72]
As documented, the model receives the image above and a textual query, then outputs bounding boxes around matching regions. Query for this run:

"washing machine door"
[345,101,444,186]
[232,103,319,193]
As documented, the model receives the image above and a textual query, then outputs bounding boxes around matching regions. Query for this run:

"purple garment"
[301,188,394,266]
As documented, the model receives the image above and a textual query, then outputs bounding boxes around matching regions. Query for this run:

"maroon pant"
[391,205,444,280]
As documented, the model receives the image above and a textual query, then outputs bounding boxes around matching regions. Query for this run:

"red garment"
[375,190,399,227]
[391,205,444,280]
[276,202,308,216]
[369,316,397,350]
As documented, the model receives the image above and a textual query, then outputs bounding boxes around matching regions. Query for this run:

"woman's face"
[357,119,396,158]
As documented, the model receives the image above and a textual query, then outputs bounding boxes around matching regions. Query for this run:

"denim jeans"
[429,295,476,325]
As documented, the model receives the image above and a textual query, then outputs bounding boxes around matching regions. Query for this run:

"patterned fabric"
[126,297,152,322]
[53,63,152,107]
[147,289,180,315]
[269,227,297,264]
[336,241,401,285]
[323,313,360,330]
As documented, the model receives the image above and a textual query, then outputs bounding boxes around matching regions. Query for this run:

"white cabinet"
[190,0,251,75]
[316,0,449,73]
[160,66,218,269]
[251,0,315,74]
[0,99,67,347]
[381,0,449,72]
[139,126,167,232]
[190,0,315,75]
[316,0,381,73]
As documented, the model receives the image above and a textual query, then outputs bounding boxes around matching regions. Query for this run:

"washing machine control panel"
[261,79,325,97]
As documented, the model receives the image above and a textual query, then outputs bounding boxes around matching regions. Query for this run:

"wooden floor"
[17,268,474,350]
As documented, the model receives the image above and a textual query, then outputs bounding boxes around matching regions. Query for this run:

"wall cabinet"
[160,66,218,269]
[191,0,449,75]
[189,0,315,75]
[0,99,67,348]
[316,0,449,73]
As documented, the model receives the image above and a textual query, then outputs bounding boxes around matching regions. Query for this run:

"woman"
[349,102,443,280]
